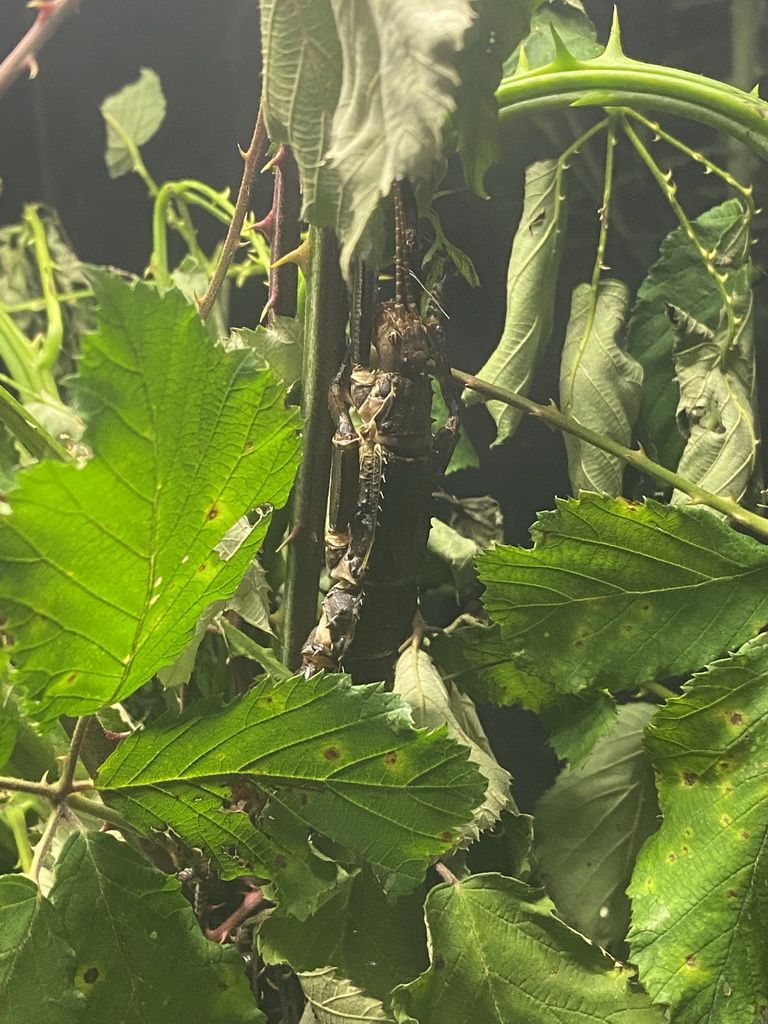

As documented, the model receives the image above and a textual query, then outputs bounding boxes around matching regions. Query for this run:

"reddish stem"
[0,0,80,101]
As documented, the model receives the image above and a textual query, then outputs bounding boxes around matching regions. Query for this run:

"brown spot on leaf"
[218,981,229,991]
[66,672,78,684]
[625,624,633,632]
[685,956,698,968]
[741,830,750,839]
[574,640,584,649]
[681,846,689,855]
[727,889,739,899]
[721,815,732,826]
[384,751,398,765]
[730,712,744,726]
[207,507,219,520]
[719,762,730,771]
[641,604,650,612]
[275,855,287,870]
[682,771,698,786]
[245,440,254,450]
[83,967,99,984]
[684,828,693,837]
[668,853,677,862]
[198,564,207,572]
[324,747,341,760]
[441,831,453,842]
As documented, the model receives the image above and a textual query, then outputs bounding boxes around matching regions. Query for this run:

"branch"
[454,369,768,539]
[198,103,268,321]
[0,0,81,102]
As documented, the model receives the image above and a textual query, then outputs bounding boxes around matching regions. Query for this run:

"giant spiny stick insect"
[301,181,460,684]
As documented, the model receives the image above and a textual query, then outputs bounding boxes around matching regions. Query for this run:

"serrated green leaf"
[504,0,602,75]
[560,279,643,495]
[0,875,83,1024]
[49,832,261,1024]
[429,622,553,709]
[97,674,486,900]
[260,0,343,227]
[394,646,512,839]
[535,704,659,953]
[628,638,768,1023]
[0,271,300,721]
[626,199,746,469]
[100,68,167,179]
[453,0,534,196]
[479,494,768,692]
[539,688,617,767]
[260,867,428,1003]
[232,316,304,387]
[669,289,758,509]
[391,873,665,1023]
[462,160,567,445]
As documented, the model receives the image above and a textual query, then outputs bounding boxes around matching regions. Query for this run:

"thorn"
[517,44,529,74]
[253,208,275,241]
[604,6,625,59]
[24,55,39,79]
[260,288,277,323]
[276,523,301,553]
[270,237,311,276]
[27,0,58,18]
[549,25,581,70]
[262,143,286,174]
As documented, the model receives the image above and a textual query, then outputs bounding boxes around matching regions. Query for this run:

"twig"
[198,103,268,321]
[29,804,65,882]
[435,862,460,885]
[454,368,768,539]
[57,715,91,793]
[0,776,56,798]
[0,0,81,102]
[204,889,265,943]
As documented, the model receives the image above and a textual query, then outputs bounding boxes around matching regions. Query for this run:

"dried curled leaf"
[463,159,567,445]
[559,279,643,495]
[669,290,758,509]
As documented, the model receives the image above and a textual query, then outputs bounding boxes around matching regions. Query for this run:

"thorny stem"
[0,0,80,101]
[266,146,302,321]
[199,103,268,320]
[29,804,65,882]
[281,228,349,671]
[24,204,64,370]
[454,369,768,539]
[58,715,92,792]
[435,862,460,885]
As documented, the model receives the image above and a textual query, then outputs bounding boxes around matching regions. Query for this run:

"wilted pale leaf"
[100,68,167,178]
[669,292,758,509]
[479,494,768,691]
[628,637,768,1023]
[463,160,567,445]
[233,316,304,386]
[391,874,664,1023]
[626,199,748,469]
[50,832,261,1024]
[394,646,509,839]
[535,704,659,953]
[0,271,300,721]
[97,673,486,899]
[560,279,643,495]
[299,968,392,1023]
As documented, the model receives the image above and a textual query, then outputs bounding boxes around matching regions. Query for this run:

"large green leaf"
[298,968,393,1023]
[100,68,167,178]
[49,832,261,1024]
[626,199,746,469]
[479,494,768,692]
[391,873,664,1023]
[534,704,660,953]
[0,875,83,1024]
[0,271,300,721]
[504,0,602,74]
[260,867,428,1003]
[259,0,343,227]
[559,279,643,495]
[669,289,758,508]
[462,159,567,445]
[628,638,768,1023]
[97,674,486,899]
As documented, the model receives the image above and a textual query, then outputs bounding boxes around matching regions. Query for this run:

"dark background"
[0,0,764,546]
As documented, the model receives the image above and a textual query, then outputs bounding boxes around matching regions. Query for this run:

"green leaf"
[259,0,343,227]
[628,637,768,1023]
[297,967,394,1023]
[100,68,167,179]
[462,159,567,445]
[0,688,20,770]
[260,867,428,1004]
[426,519,479,601]
[430,381,479,473]
[391,873,665,1023]
[453,0,535,196]
[219,616,292,682]
[49,832,261,1024]
[97,674,487,899]
[232,316,304,387]
[504,0,602,74]
[626,199,746,469]
[394,646,513,839]
[429,622,553,710]
[0,270,300,721]
[0,875,83,1024]
[539,688,617,767]
[559,279,643,495]
[479,494,768,692]
[534,704,660,953]
[669,289,758,508]
[465,808,534,880]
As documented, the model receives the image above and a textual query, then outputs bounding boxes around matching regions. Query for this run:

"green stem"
[0,306,46,395]
[642,680,678,702]
[0,385,71,462]
[23,204,64,370]
[454,368,768,539]
[496,28,768,164]
[102,111,159,196]
[281,228,349,671]
[66,794,136,833]
[4,289,93,315]
[3,804,34,873]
